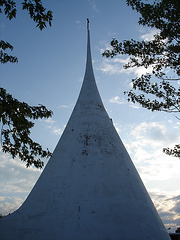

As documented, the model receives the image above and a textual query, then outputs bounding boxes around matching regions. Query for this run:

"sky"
[0,0,180,233]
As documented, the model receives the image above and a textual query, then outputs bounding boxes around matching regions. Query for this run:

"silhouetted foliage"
[0,40,18,64]
[103,0,180,158]
[0,0,53,168]
[0,88,53,168]
[0,0,53,63]
[163,145,180,159]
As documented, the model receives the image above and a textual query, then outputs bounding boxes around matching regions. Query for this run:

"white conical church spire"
[85,18,94,78]
[0,21,171,240]
[77,18,103,106]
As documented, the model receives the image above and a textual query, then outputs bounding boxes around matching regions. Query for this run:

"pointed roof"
[76,19,104,107]
[0,20,171,240]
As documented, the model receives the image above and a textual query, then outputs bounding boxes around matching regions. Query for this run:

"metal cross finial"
[87,18,89,30]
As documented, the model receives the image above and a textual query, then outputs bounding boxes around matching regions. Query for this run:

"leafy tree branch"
[0,0,53,63]
[0,0,52,28]
[103,0,180,158]
[0,40,18,63]
[1,0,53,168]
[0,88,53,168]
[163,144,180,158]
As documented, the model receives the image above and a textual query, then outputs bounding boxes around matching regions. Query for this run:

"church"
[0,20,170,240]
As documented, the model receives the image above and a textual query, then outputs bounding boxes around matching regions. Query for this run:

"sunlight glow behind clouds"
[122,121,180,191]
[130,122,179,148]
[117,120,180,231]
[99,28,160,78]
[99,57,153,77]
[140,29,160,41]
[150,192,180,231]
[0,150,42,215]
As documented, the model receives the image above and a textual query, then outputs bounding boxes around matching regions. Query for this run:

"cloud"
[0,154,41,193]
[140,28,160,41]
[98,58,126,75]
[114,120,180,230]
[109,96,125,104]
[129,103,140,109]
[0,196,24,215]
[130,122,178,146]
[52,125,65,136]
[99,43,152,77]
[99,40,113,54]
[114,123,123,135]
[149,192,180,231]
[0,150,42,215]
[117,120,180,184]
[58,104,70,109]
[99,57,152,77]
[131,65,153,77]
[43,118,55,124]
[75,20,82,29]
[41,118,64,136]
[99,35,156,78]
[108,31,116,37]
[88,0,98,12]
[113,58,129,64]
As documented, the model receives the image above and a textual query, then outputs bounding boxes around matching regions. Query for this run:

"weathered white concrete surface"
[0,26,171,240]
